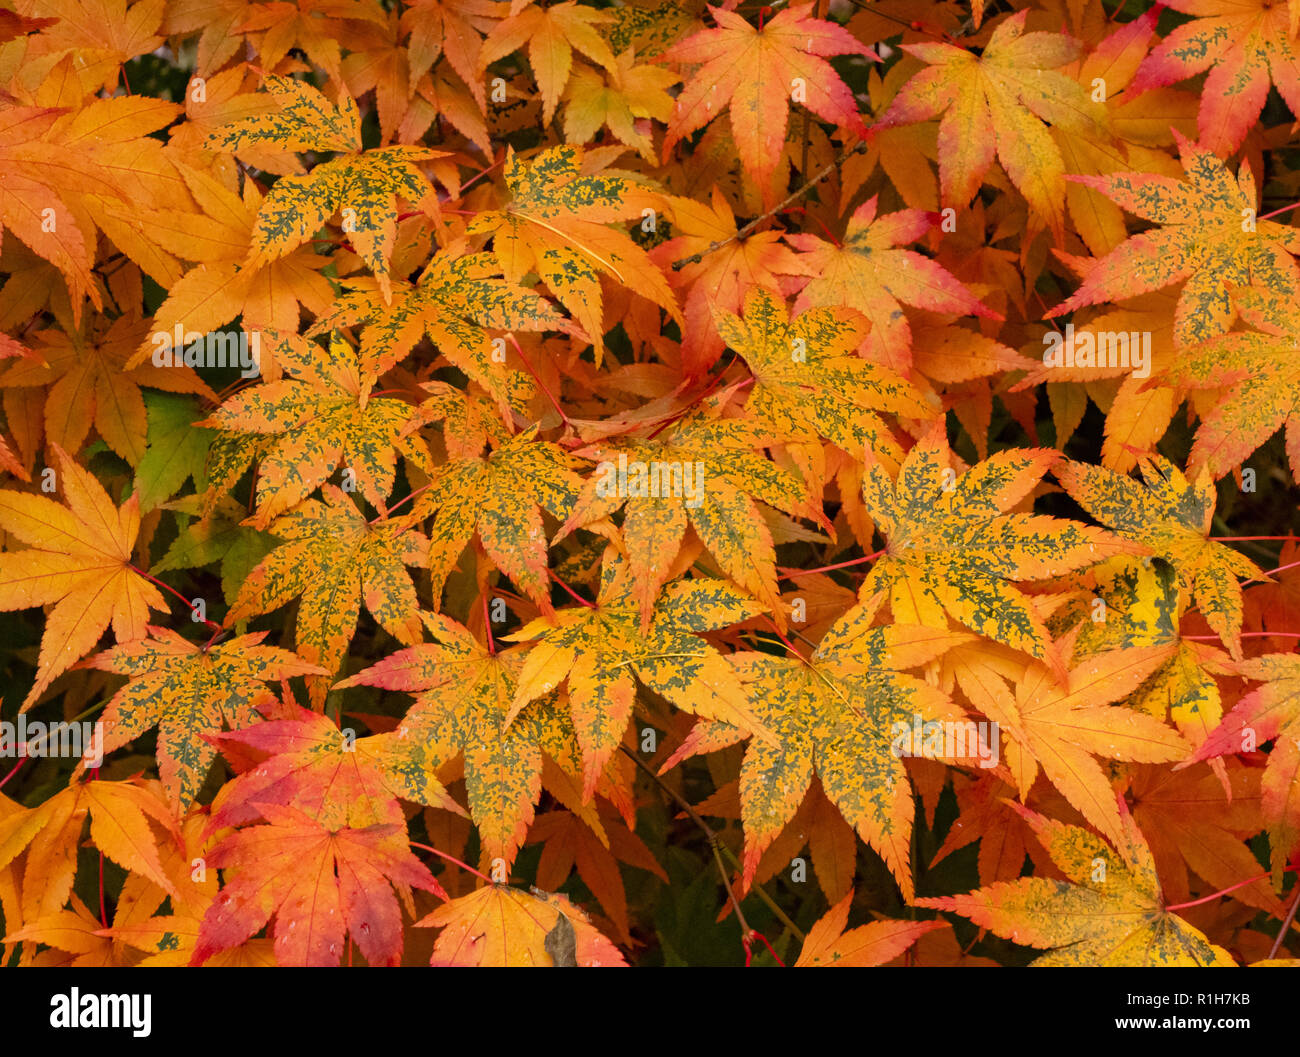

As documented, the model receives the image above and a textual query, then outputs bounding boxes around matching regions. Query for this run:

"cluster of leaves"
[1,0,1300,967]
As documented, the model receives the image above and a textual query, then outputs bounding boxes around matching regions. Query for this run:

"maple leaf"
[1129,0,1300,155]
[466,144,680,358]
[206,704,455,832]
[712,287,937,463]
[225,487,426,705]
[26,0,165,90]
[199,330,429,527]
[22,88,206,293]
[526,803,666,944]
[1166,285,1300,484]
[562,48,678,161]
[1067,556,1233,754]
[239,2,352,82]
[418,883,627,966]
[479,0,618,125]
[154,495,277,608]
[305,251,565,414]
[873,10,1106,241]
[5,893,137,966]
[1047,9,1195,260]
[11,0,1300,972]
[96,810,278,966]
[191,802,441,966]
[0,778,180,907]
[654,186,810,374]
[1008,297,1181,472]
[561,410,816,625]
[909,321,1038,389]
[0,104,111,316]
[840,63,941,215]
[162,0,252,75]
[133,392,212,513]
[1126,761,1282,916]
[402,0,502,107]
[337,615,600,870]
[858,425,1136,672]
[0,10,56,44]
[85,627,325,813]
[667,604,975,901]
[410,380,514,462]
[952,644,1190,849]
[602,0,702,58]
[1186,652,1300,883]
[0,444,165,709]
[9,804,213,966]
[1046,134,1300,347]
[125,163,336,368]
[205,75,441,302]
[787,196,1000,371]
[660,3,873,206]
[732,776,858,903]
[507,557,773,795]
[795,890,946,966]
[917,801,1237,965]
[1055,456,1263,659]
[160,64,294,173]
[927,771,1081,887]
[13,77,192,281]
[407,425,582,612]
[0,314,214,466]
[340,8,439,146]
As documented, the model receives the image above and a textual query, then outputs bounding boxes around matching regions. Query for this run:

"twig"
[618,744,804,947]
[670,140,870,271]
[799,1,822,183]
[0,701,108,789]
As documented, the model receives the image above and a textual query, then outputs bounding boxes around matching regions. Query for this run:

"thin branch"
[0,701,106,788]
[670,140,870,271]
[618,744,804,947]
